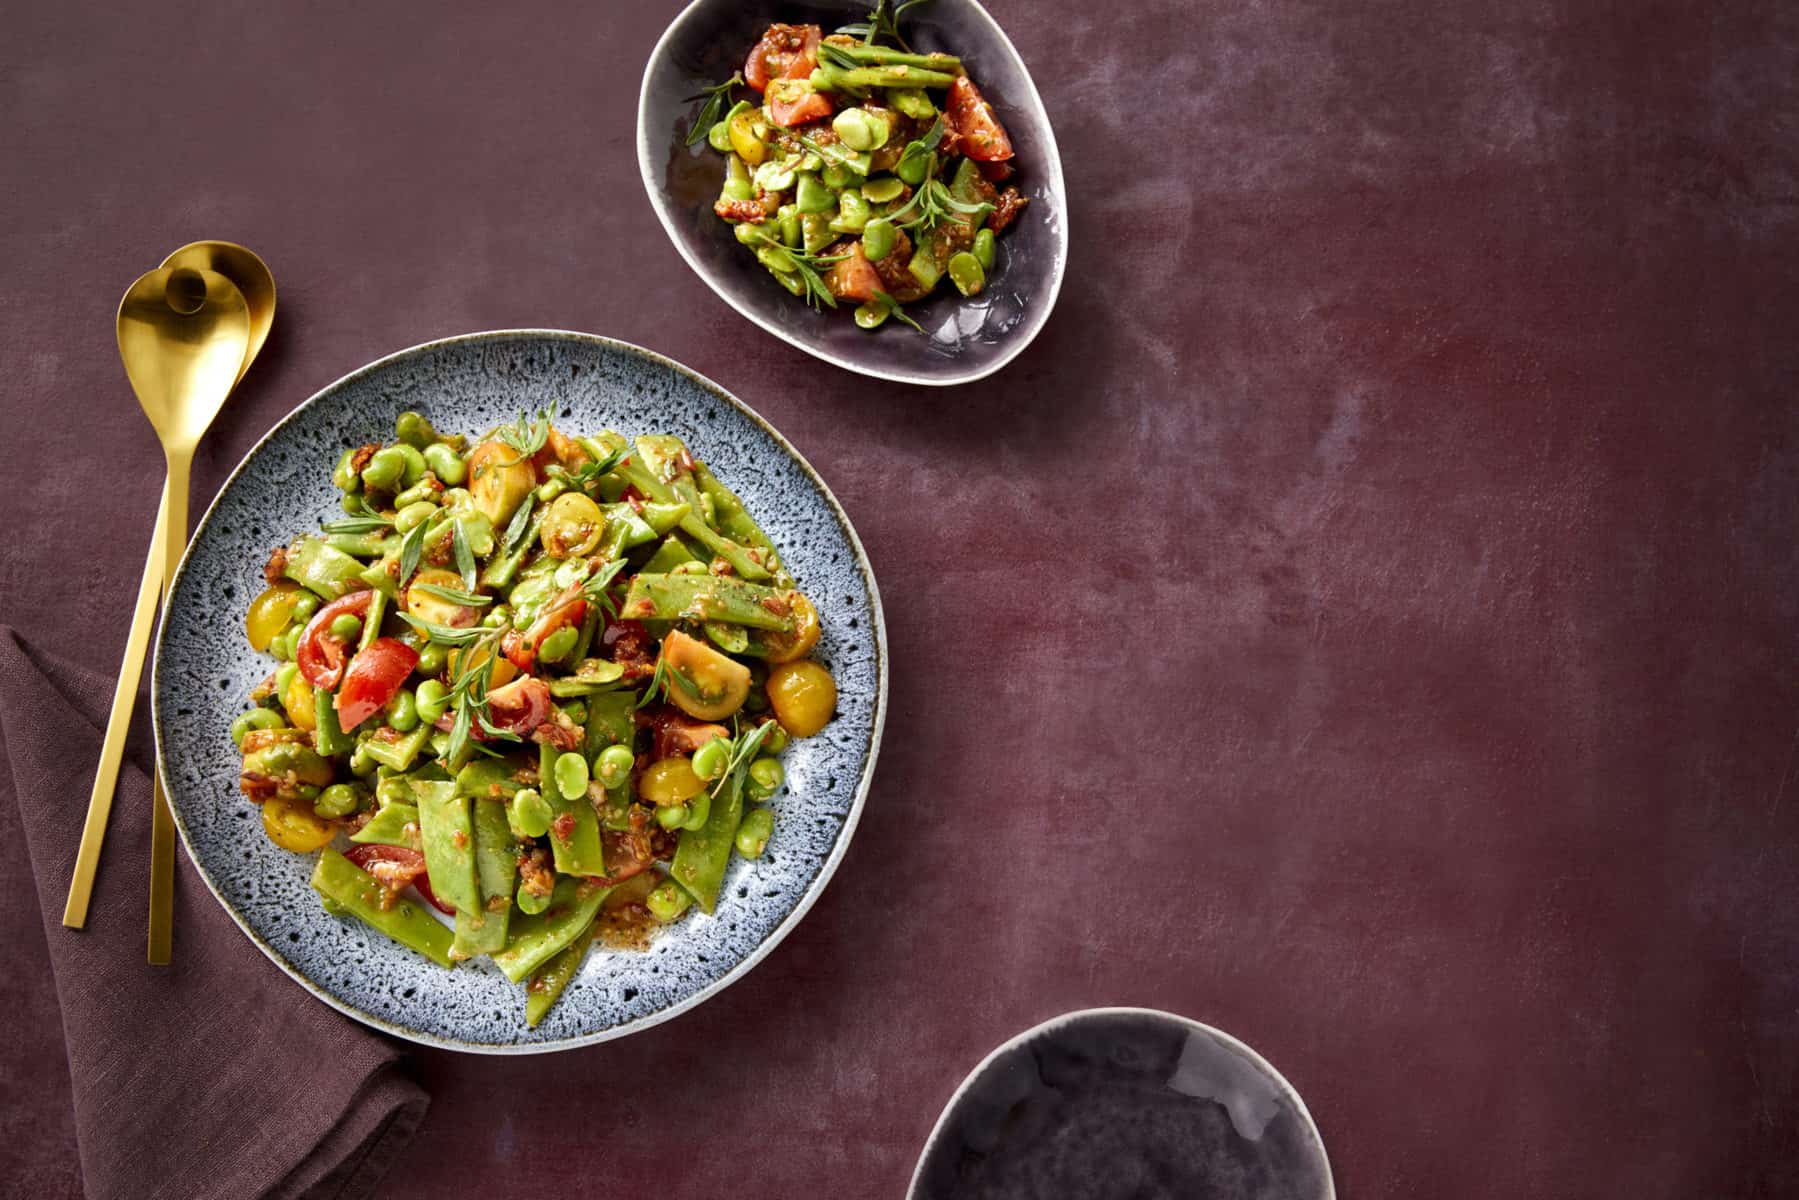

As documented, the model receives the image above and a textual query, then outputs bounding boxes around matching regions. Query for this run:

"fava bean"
[393,478,440,509]
[517,881,552,915]
[832,107,890,151]
[393,443,428,486]
[736,807,774,858]
[537,625,578,665]
[596,744,635,788]
[396,410,438,449]
[385,688,419,732]
[691,736,732,781]
[758,720,790,754]
[290,592,320,623]
[862,176,905,204]
[273,662,300,703]
[416,642,447,676]
[680,790,712,831]
[747,756,784,799]
[415,678,450,724]
[973,227,996,270]
[329,613,363,642]
[483,604,512,629]
[854,302,889,330]
[708,119,733,153]
[553,750,589,798]
[508,787,553,839]
[655,803,689,831]
[313,782,367,819]
[394,501,436,534]
[948,251,986,297]
[230,707,285,747]
[647,878,693,922]
[422,442,466,486]
[361,445,408,491]
[796,172,834,214]
[861,217,897,263]
[332,446,363,492]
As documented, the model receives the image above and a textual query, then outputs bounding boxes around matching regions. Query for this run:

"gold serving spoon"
[63,252,268,963]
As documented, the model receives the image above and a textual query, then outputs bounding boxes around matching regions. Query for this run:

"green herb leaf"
[580,558,629,619]
[496,410,551,466]
[411,582,493,608]
[397,517,430,584]
[504,494,537,553]
[396,612,492,646]
[319,515,394,535]
[634,655,670,711]
[871,290,927,333]
[685,72,742,147]
[711,718,776,800]
[452,518,477,590]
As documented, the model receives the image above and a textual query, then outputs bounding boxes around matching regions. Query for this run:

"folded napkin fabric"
[0,627,428,1200]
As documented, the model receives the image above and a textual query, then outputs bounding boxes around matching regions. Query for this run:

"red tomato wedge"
[502,589,588,672]
[295,590,375,690]
[744,23,820,92]
[825,244,886,303]
[640,707,730,760]
[485,676,554,735]
[334,637,420,728]
[768,79,832,128]
[945,76,1013,161]
[343,844,452,915]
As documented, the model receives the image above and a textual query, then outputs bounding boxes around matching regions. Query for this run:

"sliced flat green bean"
[624,439,771,581]
[361,723,432,772]
[311,848,454,967]
[283,537,366,599]
[619,574,795,631]
[493,876,611,983]
[669,771,744,913]
[541,742,606,877]
[349,801,419,848]
[313,686,353,755]
[525,922,595,1027]
[452,798,515,959]
[413,781,480,915]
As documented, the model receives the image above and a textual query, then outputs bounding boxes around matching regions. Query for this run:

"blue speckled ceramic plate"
[151,330,886,1053]
[910,1008,1334,1199]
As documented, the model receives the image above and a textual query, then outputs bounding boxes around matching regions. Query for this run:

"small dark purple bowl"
[637,0,1067,386]
[909,1008,1335,1200]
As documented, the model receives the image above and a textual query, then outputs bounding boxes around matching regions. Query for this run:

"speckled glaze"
[150,330,886,1053]
[910,1008,1334,1200]
[638,0,1067,386]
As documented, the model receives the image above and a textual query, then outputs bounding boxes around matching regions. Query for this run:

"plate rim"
[635,0,1069,387]
[905,1005,1337,1199]
[150,327,889,1054]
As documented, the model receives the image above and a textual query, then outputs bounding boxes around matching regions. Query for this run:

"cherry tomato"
[768,78,833,128]
[296,590,375,690]
[484,676,553,735]
[767,659,837,737]
[245,582,300,652]
[335,637,420,728]
[945,75,1013,162]
[744,23,821,92]
[262,795,335,853]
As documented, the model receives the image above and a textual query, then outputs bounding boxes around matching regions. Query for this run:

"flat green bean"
[414,782,479,914]
[452,798,515,959]
[669,771,744,913]
[312,848,454,967]
[620,574,796,631]
[493,876,611,983]
[524,922,595,1027]
[541,742,606,877]
[349,800,419,847]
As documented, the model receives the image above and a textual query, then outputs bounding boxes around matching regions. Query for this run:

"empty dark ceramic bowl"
[638,0,1067,386]
[910,1008,1335,1200]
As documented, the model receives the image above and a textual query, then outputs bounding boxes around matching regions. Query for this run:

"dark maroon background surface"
[4,1,1797,1196]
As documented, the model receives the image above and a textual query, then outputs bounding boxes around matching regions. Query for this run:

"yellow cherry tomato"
[284,672,318,732]
[760,591,821,664]
[406,567,482,627]
[767,659,836,738]
[245,583,300,652]
[261,794,336,852]
[466,438,538,527]
[639,757,707,808]
[540,492,606,559]
[660,629,751,720]
[447,641,518,690]
[728,108,767,165]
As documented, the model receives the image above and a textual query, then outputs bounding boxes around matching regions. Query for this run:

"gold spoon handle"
[147,453,190,965]
[63,481,170,930]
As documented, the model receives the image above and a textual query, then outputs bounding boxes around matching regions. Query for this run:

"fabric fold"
[0,627,427,1200]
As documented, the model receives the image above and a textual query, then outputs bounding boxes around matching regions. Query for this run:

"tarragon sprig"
[495,410,551,466]
[685,72,742,146]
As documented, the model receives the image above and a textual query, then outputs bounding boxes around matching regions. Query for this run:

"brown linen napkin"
[0,627,428,1200]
